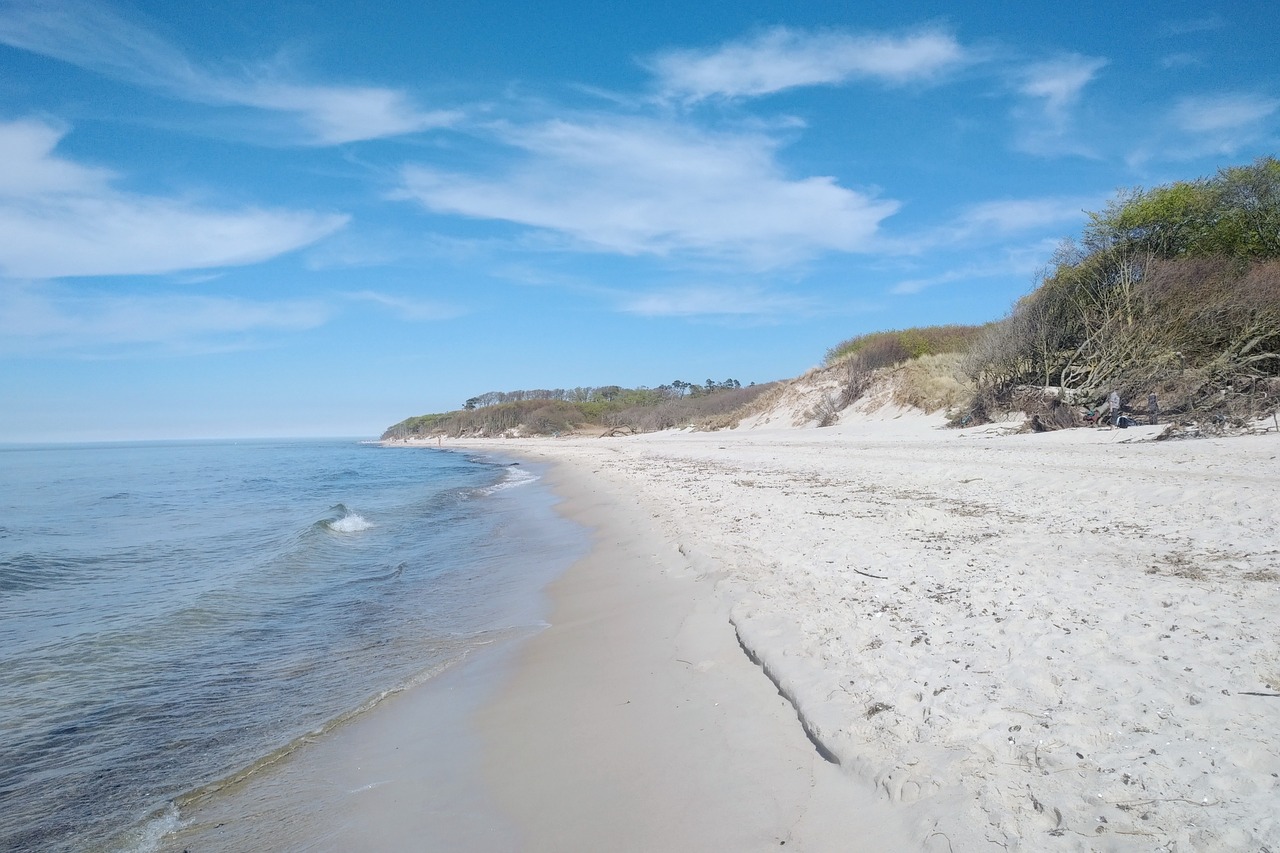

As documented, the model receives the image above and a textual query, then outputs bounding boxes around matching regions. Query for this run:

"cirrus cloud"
[395,116,899,268]
[1012,53,1108,155]
[0,0,457,145]
[618,284,815,319]
[648,26,969,102]
[1129,91,1279,164]
[0,118,347,279]
[1171,92,1279,133]
[0,281,330,355]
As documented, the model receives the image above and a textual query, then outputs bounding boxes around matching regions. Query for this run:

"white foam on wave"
[115,802,179,853]
[328,513,374,533]
[483,465,539,494]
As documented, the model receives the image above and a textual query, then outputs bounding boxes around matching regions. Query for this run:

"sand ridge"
[453,416,1280,851]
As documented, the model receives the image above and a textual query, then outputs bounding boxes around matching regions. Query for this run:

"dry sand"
[475,459,914,851]
[452,412,1280,851]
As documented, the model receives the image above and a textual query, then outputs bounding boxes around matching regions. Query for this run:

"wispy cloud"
[1019,55,1108,119]
[617,284,814,319]
[878,195,1094,257]
[1160,52,1204,69]
[1130,92,1279,164]
[227,82,459,146]
[1157,15,1225,37]
[1012,53,1107,155]
[648,26,969,102]
[0,0,457,144]
[0,281,329,354]
[345,290,464,321]
[948,196,1092,239]
[0,119,347,279]
[1171,92,1279,133]
[890,239,1059,295]
[395,116,899,268]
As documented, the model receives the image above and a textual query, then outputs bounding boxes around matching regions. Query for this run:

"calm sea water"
[0,439,582,853]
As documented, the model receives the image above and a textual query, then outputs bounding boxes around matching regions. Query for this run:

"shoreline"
[154,452,582,852]
[474,448,914,850]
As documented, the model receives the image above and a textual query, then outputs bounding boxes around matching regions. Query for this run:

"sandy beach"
[159,448,913,852]
[448,410,1280,851]
[167,413,1279,852]
[475,456,914,851]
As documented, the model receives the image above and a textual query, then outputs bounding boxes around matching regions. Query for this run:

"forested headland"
[382,379,773,439]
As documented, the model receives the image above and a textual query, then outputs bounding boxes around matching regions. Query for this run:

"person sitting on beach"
[1082,407,1100,426]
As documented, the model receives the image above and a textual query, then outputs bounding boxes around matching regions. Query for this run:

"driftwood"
[599,426,638,438]
[852,568,888,580]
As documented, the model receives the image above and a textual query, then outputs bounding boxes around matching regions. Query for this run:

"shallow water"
[0,440,582,852]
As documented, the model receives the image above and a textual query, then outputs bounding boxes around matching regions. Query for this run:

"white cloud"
[648,26,968,101]
[0,119,347,279]
[1013,53,1107,155]
[0,281,329,354]
[878,195,1093,257]
[618,284,814,318]
[952,197,1092,236]
[220,82,460,146]
[0,118,113,194]
[0,0,455,144]
[1019,54,1107,120]
[396,117,899,268]
[346,290,464,321]
[1129,92,1279,164]
[1161,53,1204,69]
[890,239,1058,295]
[1158,15,1225,37]
[1172,93,1279,133]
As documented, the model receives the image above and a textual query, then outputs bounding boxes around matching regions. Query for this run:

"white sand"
[453,415,1280,851]
[476,459,914,851]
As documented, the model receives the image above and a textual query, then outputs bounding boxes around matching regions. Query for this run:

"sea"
[0,438,584,853]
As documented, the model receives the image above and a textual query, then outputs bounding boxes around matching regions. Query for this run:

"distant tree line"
[462,379,744,410]
[384,379,760,439]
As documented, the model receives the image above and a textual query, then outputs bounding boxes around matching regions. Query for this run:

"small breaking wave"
[481,464,539,494]
[113,802,178,853]
[328,514,373,533]
[318,504,374,534]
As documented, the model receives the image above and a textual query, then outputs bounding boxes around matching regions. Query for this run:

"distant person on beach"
[1148,393,1159,425]
[1108,390,1121,428]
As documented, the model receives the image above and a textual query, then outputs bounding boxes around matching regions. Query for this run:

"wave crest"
[482,465,539,494]
[321,504,374,533]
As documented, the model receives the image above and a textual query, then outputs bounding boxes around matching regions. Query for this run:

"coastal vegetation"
[382,380,774,439]
[957,156,1280,429]
[385,156,1280,439]
[823,324,991,368]
[823,156,1280,432]
[805,325,987,426]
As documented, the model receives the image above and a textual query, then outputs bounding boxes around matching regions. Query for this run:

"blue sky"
[1,0,1277,441]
